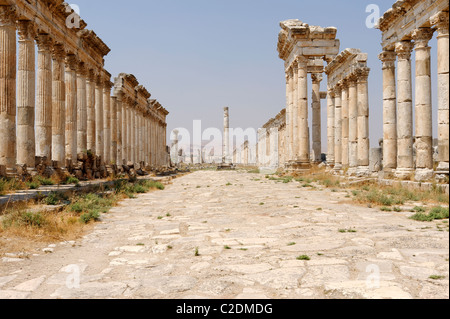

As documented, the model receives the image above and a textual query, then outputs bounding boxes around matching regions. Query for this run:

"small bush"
[80,211,101,224]
[37,176,55,186]
[44,192,64,206]
[410,206,449,222]
[2,211,47,228]
[297,255,311,261]
[63,176,80,185]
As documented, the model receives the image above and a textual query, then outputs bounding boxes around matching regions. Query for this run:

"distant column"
[65,55,78,165]
[103,82,112,165]
[116,91,123,165]
[341,80,349,169]
[356,67,371,175]
[296,57,310,166]
[95,76,104,161]
[348,75,358,174]
[223,107,230,163]
[327,87,335,167]
[86,70,96,154]
[111,96,118,165]
[334,85,343,172]
[76,64,87,155]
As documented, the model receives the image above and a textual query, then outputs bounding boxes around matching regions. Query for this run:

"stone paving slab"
[0,171,448,299]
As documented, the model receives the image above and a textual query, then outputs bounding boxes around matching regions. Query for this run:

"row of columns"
[0,7,168,177]
[379,11,449,181]
[327,69,371,175]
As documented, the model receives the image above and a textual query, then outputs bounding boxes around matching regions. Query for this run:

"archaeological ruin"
[0,0,169,181]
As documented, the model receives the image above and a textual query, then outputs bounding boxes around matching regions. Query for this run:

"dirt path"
[0,171,448,299]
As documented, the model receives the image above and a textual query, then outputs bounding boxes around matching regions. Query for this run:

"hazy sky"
[72,0,439,150]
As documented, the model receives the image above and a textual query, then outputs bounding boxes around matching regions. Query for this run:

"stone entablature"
[377,0,448,50]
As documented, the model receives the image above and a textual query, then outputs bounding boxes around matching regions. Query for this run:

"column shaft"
[36,35,53,164]
[103,85,111,164]
[357,68,371,173]
[17,21,36,168]
[76,67,87,154]
[334,87,342,171]
[95,79,104,160]
[111,96,118,165]
[296,58,309,165]
[116,93,123,165]
[65,56,78,164]
[341,82,349,169]
[395,41,414,179]
[51,46,66,166]
[379,51,398,172]
[311,74,322,163]
[327,88,335,166]
[86,73,96,154]
[348,78,358,172]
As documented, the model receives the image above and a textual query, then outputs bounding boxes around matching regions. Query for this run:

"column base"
[356,166,370,177]
[347,167,358,176]
[394,168,414,181]
[333,164,343,174]
[286,160,311,172]
[415,168,434,182]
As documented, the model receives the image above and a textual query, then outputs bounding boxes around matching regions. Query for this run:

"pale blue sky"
[72,0,439,149]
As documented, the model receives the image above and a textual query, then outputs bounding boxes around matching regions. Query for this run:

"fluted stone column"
[51,45,66,166]
[348,76,358,174]
[95,77,104,161]
[65,55,78,164]
[36,34,53,165]
[144,115,148,166]
[126,101,132,163]
[413,28,434,181]
[327,88,335,167]
[116,92,123,165]
[122,98,128,164]
[130,107,136,164]
[379,50,398,173]
[103,83,112,165]
[134,110,139,164]
[395,41,414,180]
[16,21,36,169]
[138,112,143,164]
[334,85,343,172]
[111,96,118,165]
[341,81,349,169]
[311,73,322,163]
[76,64,87,155]
[433,12,449,174]
[86,71,96,154]
[356,68,370,175]
[296,57,310,166]
[0,6,17,174]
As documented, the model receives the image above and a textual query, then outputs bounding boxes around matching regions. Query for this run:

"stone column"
[311,73,322,163]
[348,75,358,174]
[76,64,87,155]
[126,100,132,163]
[285,72,292,163]
[95,76,104,161]
[287,68,294,162]
[334,85,343,172]
[327,88,335,167]
[111,96,118,166]
[86,70,96,154]
[103,82,112,165]
[0,5,17,174]
[395,41,414,180]
[296,57,310,166]
[223,107,230,163]
[130,106,135,164]
[16,21,36,169]
[432,12,449,174]
[65,55,78,165]
[51,45,66,166]
[134,110,139,164]
[412,28,434,181]
[36,34,53,165]
[122,98,128,164]
[379,50,398,173]
[356,68,371,175]
[116,92,123,165]
[341,80,349,169]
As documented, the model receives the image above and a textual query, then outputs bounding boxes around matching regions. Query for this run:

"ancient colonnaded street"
[0,170,449,299]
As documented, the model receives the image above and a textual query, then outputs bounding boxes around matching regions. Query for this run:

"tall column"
[144,115,148,166]
[223,107,230,163]
[103,82,112,165]
[116,91,123,165]
[95,76,104,161]
[130,106,135,164]
[65,55,78,165]
[341,80,349,169]
[356,68,371,175]
[51,44,66,166]
[311,73,322,163]
[334,85,343,172]
[111,96,118,165]
[285,72,292,163]
[296,57,310,166]
[0,6,17,174]
[348,75,358,174]
[76,64,87,155]
[379,50,398,174]
[16,21,36,169]
[292,63,299,161]
[326,87,335,167]
[413,27,434,181]
[36,34,53,165]
[126,101,132,163]
[86,70,96,154]
[432,12,449,174]
[134,110,139,164]
[287,68,294,162]
[122,98,128,164]
[395,41,414,180]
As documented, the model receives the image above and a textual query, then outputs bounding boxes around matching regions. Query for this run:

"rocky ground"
[0,170,448,299]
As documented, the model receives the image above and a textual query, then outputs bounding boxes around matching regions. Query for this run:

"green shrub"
[410,206,449,222]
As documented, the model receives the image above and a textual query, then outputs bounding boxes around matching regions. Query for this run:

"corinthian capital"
[36,34,53,51]
[395,41,414,60]
[412,27,434,48]
[17,20,36,41]
[0,5,17,26]
[431,11,449,36]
